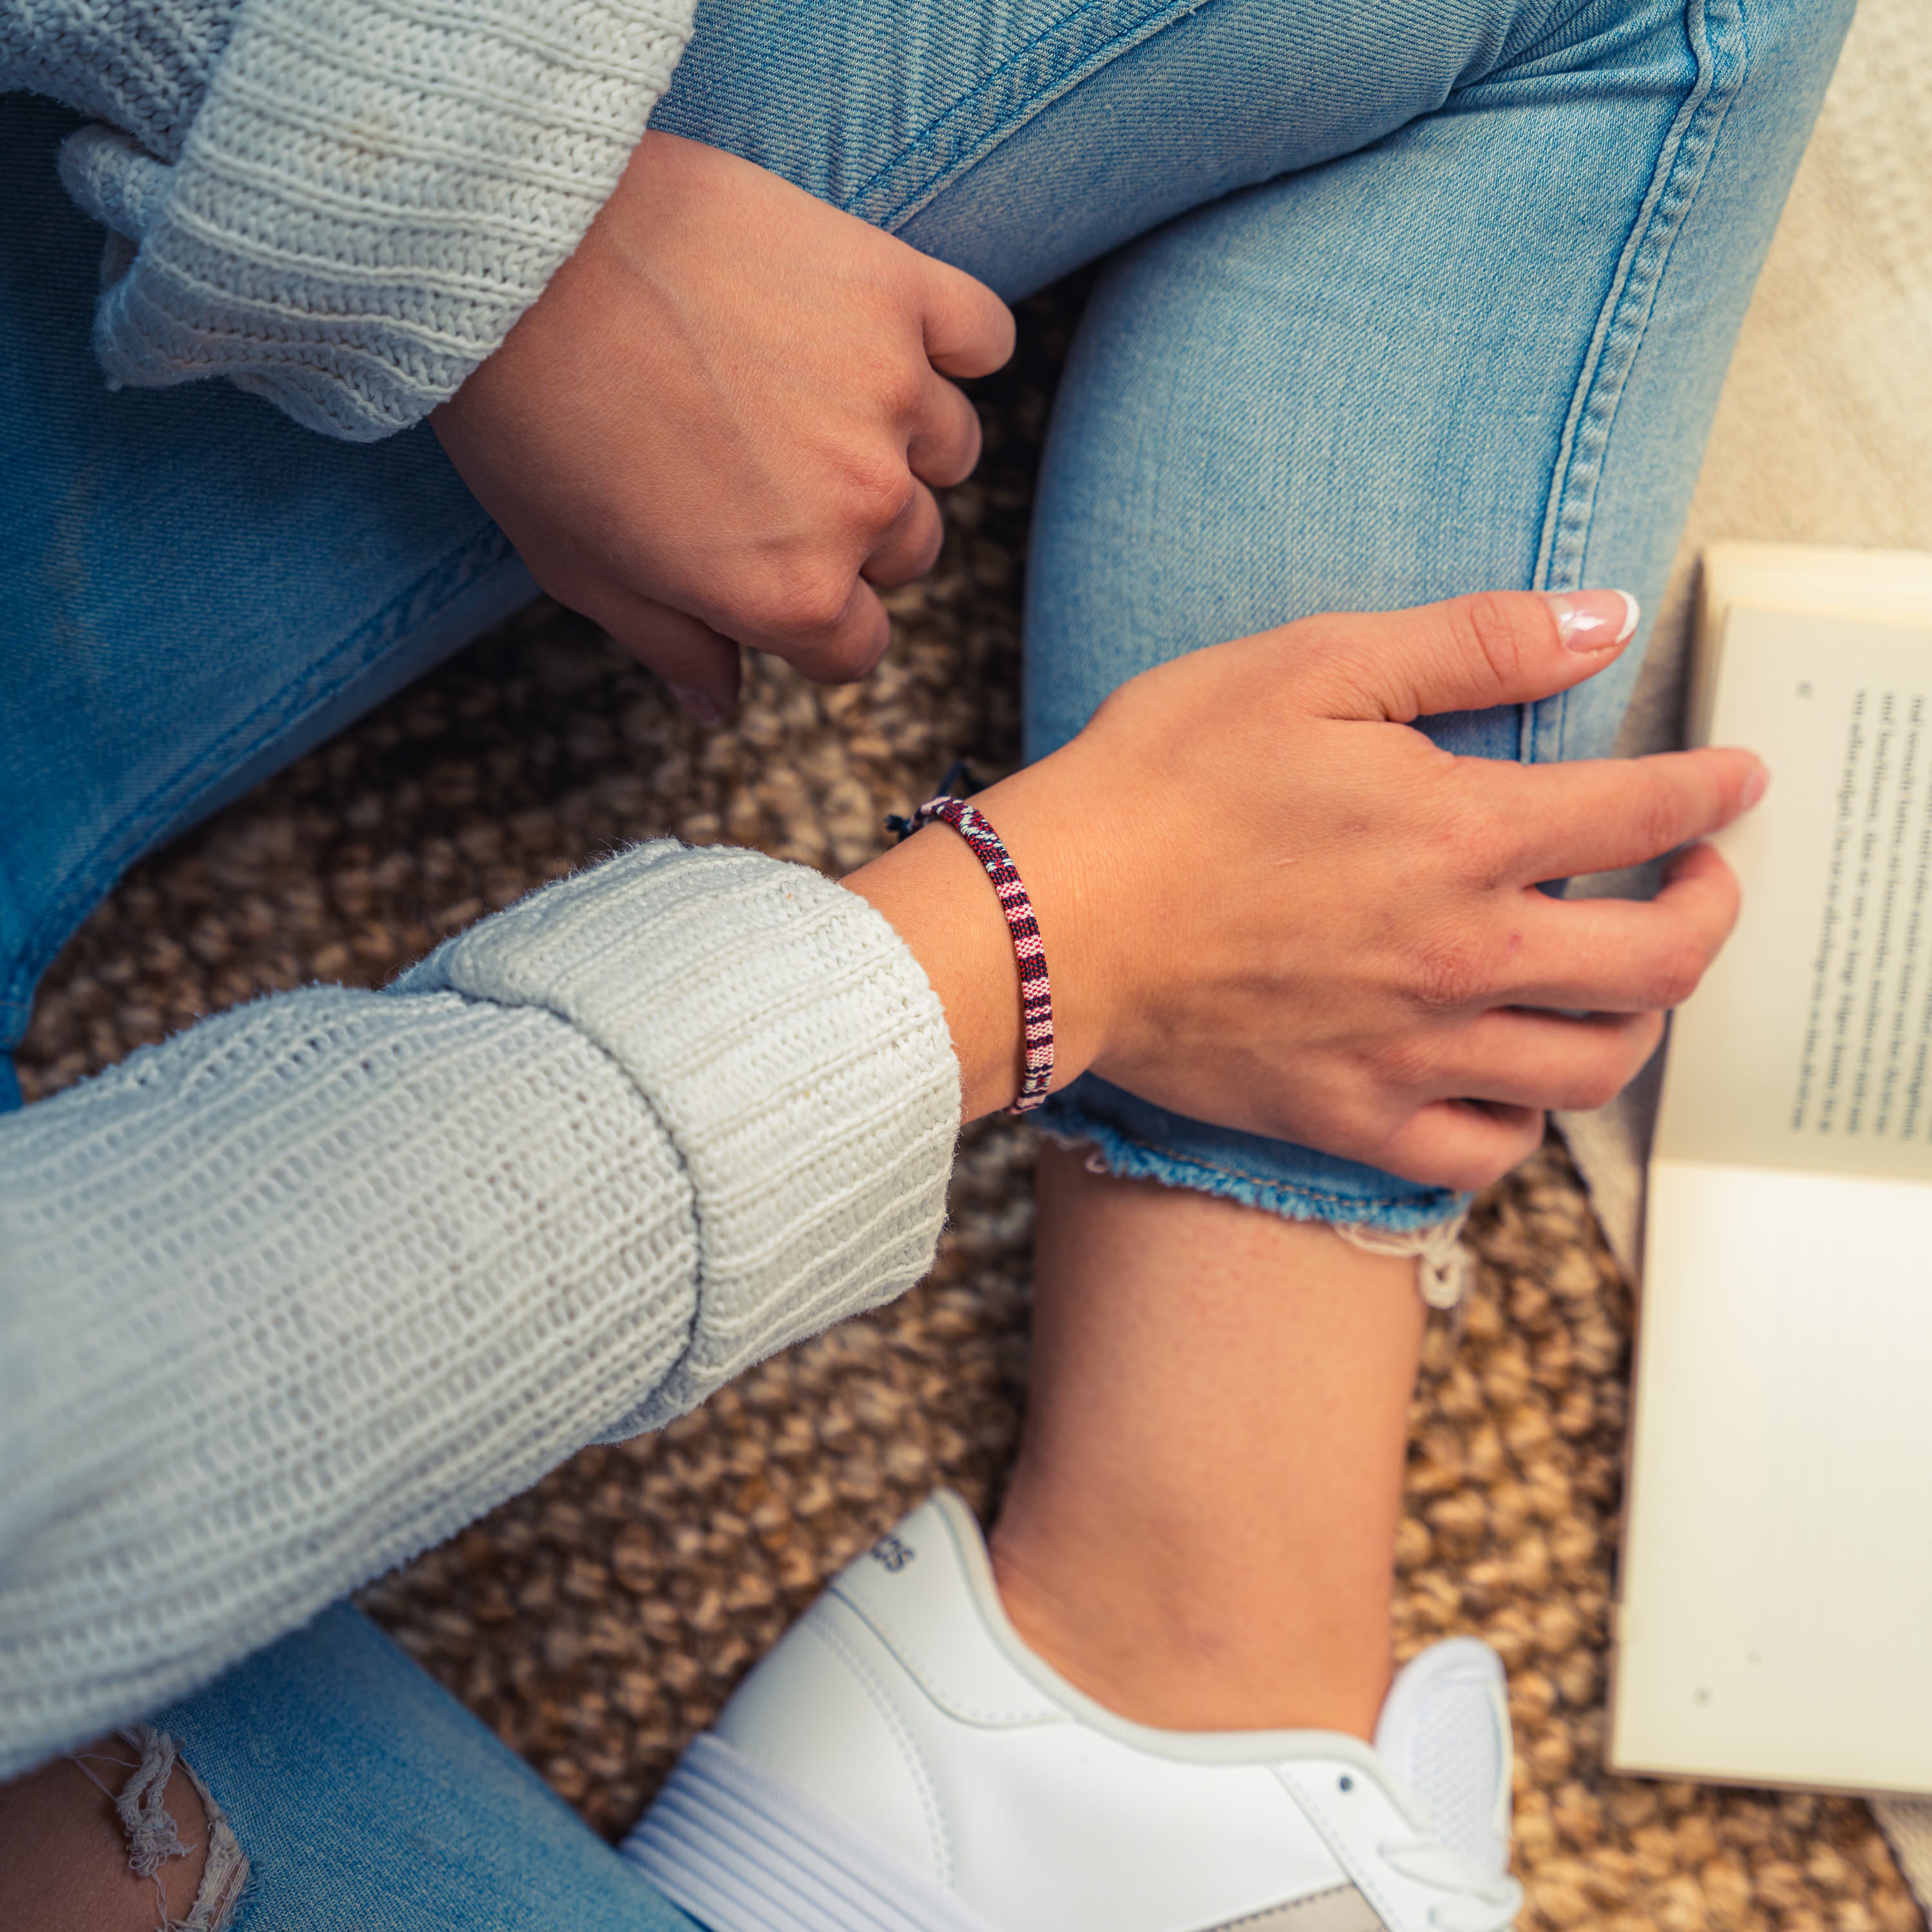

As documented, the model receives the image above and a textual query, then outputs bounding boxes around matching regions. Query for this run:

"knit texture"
[0,841,958,1777]
[1,0,235,160]
[5,0,695,437]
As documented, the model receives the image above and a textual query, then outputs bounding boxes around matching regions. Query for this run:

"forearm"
[0,842,956,1776]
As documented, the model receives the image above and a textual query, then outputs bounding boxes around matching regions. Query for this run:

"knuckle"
[1567,1059,1627,1112]
[753,562,855,642]
[1487,1109,1546,1180]
[907,513,945,576]
[1294,624,1379,710]
[1374,1031,1446,1094]
[1454,1151,1515,1193]
[1446,591,1532,696]
[1437,1124,1528,1194]
[932,281,1016,375]
[968,282,1017,346]
[812,637,885,685]
[929,412,981,485]
[796,614,887,686]
[867,509,943,590]
[878,372,927,428]
[1405,933,1495,1016]
[1628,769,1689,859]
[841,447,917,531]
[1437,793,1511,886]
[1647,937,1709,1009]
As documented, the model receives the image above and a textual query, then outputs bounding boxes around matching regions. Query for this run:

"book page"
[1613,1157,1932,1792]
[1656,604,1932,1179]
[1688,544,1932,745]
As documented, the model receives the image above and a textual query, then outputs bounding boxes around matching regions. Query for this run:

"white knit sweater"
[0,842,960,1777]
[2,0,696,435]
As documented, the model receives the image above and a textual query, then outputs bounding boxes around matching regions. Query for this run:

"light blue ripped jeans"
[4,0,1845,1916]
[1,1,1849,1234]
[655,0,1850,1236]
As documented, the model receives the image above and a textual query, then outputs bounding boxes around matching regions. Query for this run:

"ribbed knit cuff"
[395,842,962,1431]
[1,0,238,162]
[57,0,696,439]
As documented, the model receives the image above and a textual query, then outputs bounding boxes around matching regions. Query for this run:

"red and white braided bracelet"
[898,794,1054,1114]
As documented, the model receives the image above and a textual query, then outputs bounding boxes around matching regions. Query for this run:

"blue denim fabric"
[657,0,1850,1230]
[0,91,538,1113]
[1,0,1848,1211]
[0,0,1851,1902]
[156,1605,702,1931]
[1005,0,1855,1227]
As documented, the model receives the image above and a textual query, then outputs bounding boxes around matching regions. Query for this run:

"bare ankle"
[996,1151,1424,1742]
[990,1501,1394,1739]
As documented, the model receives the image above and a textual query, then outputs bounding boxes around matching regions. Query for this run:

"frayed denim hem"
[1036,1094,1473,1237]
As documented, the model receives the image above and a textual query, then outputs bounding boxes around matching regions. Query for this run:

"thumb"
[1304,589,1642,723]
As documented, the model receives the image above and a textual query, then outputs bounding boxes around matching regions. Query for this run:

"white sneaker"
[623,1491,1521,1932]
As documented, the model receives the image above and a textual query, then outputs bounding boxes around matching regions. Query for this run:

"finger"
[1377,1100,1546,1193]
[1296,587,1642,723]
[1432,1008,1664,1113]
[1507,842,1743,1010]
[918,258,1016,379]
[592,592,743,725]
[906,373,983,488]
[738,574,894,686]
[1491,752,1766,886]
[861,480,945,589]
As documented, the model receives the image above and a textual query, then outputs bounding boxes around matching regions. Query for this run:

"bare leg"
[0,1740,209,1932]
[990,1144,1424,1741]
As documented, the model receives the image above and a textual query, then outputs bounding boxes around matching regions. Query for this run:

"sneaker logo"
[869,1533,915,1573]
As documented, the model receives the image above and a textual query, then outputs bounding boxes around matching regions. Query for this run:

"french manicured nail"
[668,683,726,728]
[1741,762,1770,810]
[1545,589,1640,650]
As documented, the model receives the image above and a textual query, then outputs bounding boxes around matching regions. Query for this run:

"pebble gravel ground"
[16,287,1922,1932]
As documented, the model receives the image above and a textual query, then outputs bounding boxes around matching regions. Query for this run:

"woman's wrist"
[842,761,1113,1121]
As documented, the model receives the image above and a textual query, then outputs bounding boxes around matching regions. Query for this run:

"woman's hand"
[430,133,1014,725]
[848,589,1763,1193]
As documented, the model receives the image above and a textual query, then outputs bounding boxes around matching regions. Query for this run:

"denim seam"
[846,0,1219,232]
[1523,0,1750,767]
[0,519,515,1043]
[1046,1109,1469,1229]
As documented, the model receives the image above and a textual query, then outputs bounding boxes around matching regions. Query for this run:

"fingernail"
[1742,761,1770,810]
[1545,589,1640,650]
[668,682,725,728]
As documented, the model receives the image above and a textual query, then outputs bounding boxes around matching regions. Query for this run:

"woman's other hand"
[849,590,1764,1193]
[430,133,1014,725]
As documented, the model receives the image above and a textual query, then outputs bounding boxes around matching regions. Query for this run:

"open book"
[1609,542,1932,1794]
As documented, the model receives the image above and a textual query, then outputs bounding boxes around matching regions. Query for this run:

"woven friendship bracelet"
[901,795,1054,1114]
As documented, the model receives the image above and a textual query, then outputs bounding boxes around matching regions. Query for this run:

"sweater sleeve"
[0,842,959,1777]
[3,0,694,438]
